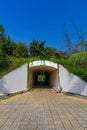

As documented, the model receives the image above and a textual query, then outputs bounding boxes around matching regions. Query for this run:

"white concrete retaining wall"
[0,64,28,96]
[59,65,87,96]
[0,60,87,97]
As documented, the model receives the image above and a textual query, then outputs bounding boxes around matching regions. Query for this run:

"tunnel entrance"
[28,60,59,90]
[33,71,50,87]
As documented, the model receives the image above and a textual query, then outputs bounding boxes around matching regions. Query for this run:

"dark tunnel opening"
[28,64,58,89]
[33,70,50,88]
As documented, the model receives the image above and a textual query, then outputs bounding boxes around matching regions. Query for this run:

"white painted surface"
[0,64,27,96]
[29,60,58,69]
[0,60,87,97]
[50,70,60,90]
[59,65,87,96]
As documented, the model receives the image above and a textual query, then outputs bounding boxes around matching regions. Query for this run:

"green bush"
[69,51,87,69]
[0,53,11,71]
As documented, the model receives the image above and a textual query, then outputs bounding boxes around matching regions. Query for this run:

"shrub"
[69,51,87,69]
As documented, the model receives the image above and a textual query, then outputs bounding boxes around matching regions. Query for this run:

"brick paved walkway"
[0,87,87,130]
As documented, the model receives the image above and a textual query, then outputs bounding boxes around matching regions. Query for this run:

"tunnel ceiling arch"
[29,60,58,71]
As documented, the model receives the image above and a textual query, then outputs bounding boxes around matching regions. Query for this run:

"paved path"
[0,88,87,130]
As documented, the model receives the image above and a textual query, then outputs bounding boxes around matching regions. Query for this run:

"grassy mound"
[0,55,87,82]
[69,51,87,69]
[0,56,39,78]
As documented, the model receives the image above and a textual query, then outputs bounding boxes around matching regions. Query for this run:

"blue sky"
[0,0,87,50]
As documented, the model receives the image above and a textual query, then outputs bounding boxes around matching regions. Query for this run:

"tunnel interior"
[33,70,50,87]
[28,65,58,89]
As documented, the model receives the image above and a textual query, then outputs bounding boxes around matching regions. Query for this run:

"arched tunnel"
[33,70,50,86]
[28,60,59,89]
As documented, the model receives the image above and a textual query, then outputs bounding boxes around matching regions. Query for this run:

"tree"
[0,24,7,43]
[29,40,39,56]
[70,20,87,51]
[1,36,16,56]
[29,40,46,57]
[55,51,65,59]
[13,42,28,57]
[43,47,57,58]
[0,25,7,54]
[64,23,74,56]
[77,42,87,51]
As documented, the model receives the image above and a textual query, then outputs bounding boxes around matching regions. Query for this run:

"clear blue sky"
[0,0,87,50]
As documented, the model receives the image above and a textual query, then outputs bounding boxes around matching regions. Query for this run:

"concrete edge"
[62,91,87,99]
[0,90,28,101]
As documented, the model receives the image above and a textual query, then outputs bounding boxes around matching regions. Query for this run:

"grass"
[48,57,87,82]
[0,55,87,82]
[0,56,40,77]
[59,59,87,82]
[69,51,87,69]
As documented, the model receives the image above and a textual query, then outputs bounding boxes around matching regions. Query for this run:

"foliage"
[0,24,87,82]
[13,42,28,57]
[38,74,45,81]
[29,40,64,59]
[0,56,40,77]
[0,56,87,82]
[64,22,87,57]
[77,42,87,51]
[0,24,7,44]
[29,40,46,57]
[69,51,87,69]
[0,25,28,58]
[0,52,11,75]
[1,37,16,56]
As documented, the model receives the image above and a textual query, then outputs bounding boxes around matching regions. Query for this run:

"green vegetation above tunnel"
[0,24,87,82]
[0,55,87,82]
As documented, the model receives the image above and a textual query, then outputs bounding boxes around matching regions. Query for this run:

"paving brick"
[0,87,87,130]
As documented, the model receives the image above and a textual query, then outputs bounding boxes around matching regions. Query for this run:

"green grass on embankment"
[0,53,87,82]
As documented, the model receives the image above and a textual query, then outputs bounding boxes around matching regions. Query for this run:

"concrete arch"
[0,60,87,96]
[28,60,60,90]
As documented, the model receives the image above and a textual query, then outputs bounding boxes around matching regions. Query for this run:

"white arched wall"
[0,60,87,97]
